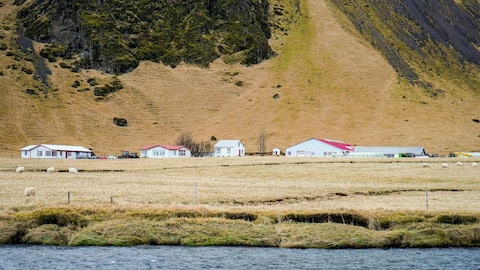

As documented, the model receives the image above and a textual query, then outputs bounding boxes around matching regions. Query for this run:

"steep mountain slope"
[0,0,479,157]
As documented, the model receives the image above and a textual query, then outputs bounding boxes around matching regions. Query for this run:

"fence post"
[194,182,198,205]
[67,192,70,204]
[425,187,429,210]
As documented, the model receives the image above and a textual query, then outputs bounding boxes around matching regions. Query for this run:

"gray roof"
[353,146,426,156]
[21,144,92,152]
[214,140,243,148]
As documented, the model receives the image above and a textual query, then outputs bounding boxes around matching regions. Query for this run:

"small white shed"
[285,138,353,157]
[21,144,93,159]
[139,145,191,158]
[214,140,245,157]
[272,148,281,156]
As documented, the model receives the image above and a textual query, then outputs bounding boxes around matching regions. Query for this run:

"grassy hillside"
[0,0,479,157]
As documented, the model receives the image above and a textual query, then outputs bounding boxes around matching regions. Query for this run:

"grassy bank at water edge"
[1,207,479,248]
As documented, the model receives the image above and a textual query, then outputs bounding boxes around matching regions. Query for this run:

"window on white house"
[45,151,52,156]
[37,151,43,157]
[23,151,27,156]
[159,150,165,156]
[215,148,220,154]
[227,148,231,155]
[52,151,57,157]
[179,149,186,156]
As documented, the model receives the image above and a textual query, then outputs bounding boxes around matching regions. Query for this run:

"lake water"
[1,246,479,269]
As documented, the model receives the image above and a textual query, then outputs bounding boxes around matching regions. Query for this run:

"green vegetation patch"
[17,0,274,74]
[1,207,480,247]
[22,224,74,245]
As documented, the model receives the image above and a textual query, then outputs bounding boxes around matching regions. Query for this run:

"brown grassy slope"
[0,0,479,157]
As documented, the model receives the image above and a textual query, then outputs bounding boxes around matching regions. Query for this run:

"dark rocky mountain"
[17,0,274,74]
[331,0,480,93]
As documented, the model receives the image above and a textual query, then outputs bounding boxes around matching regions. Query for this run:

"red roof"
[317,139,354,151]
[140,145,187,151]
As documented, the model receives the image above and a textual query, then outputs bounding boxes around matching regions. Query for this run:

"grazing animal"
[24,187,35,196]
[473,162,479,167]
[456,161,464,166]
[46,166,55,173]
[16,166,25,173]
[68,167,78,173]
[422,163,430,168]
[441,163,448,168]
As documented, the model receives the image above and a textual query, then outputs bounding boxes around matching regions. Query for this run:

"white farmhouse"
[21,144,93,159]
[285,138,353,157]
[214,140,245,157]
[139,145,191,158]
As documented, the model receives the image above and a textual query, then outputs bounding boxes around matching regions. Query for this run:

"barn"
[21,144,93,159]
[139,145,191,158]
[350,146,428,158]
[285,138,354,157]
[214,140,245,157]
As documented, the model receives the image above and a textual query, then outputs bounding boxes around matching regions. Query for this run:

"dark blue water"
[0,246,479,270]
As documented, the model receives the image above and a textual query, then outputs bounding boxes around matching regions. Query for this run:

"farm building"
[21,144,93,159]
[285,138,354,157]
[139,145,191,158]
[272,148,282,156]
[214,140,245,157]
[350,146,428,158]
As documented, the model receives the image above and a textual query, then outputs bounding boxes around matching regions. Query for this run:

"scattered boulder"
[24,88,38,95]
[113,117,128,127]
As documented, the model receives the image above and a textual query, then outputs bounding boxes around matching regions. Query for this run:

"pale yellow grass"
[1,157,479,214]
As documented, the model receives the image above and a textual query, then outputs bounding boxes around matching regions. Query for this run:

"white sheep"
[46,166,55,173]
[24,187,35,197]
[68,167,78,173]
[441,163,448,168]
[16,166,25,173]
[422,163,430,168]
[456,161,464,166]
[473,162,479,167]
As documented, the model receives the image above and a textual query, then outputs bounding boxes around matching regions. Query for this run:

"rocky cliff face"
[17,0,274,74]
[330,0,480,93]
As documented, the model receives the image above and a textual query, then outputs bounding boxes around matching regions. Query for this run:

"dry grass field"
[2,157,479,213]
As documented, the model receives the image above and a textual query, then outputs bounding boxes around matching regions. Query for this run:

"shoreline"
[1,207,479,248]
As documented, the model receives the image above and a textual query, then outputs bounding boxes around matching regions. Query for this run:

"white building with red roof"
[285,138,354,157]
[139,145,191,158]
